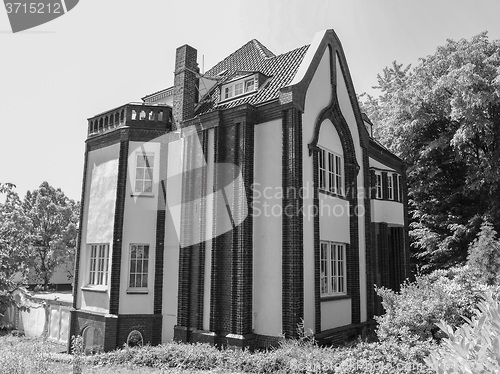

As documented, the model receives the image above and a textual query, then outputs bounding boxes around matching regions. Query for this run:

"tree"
[0,183,30,313]
[23,182,79,290]
[361,32,500,271]
[467,220,500,285]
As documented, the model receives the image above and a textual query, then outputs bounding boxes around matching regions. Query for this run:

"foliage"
[0,334,50,374]
[426,289,500,373]
[467,219,500,285]
[375,266,489,342]
[0,183,30,314]
[360,32,500,271]
[22,182,79,289]
[71,335,84,374]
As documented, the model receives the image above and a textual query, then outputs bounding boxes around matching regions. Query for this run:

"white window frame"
[318,147,344,196]
[87,243,109,287]
[320,241,347,296]
[375,172,382,199]
[128,244,150,291]
[134,152,154,195]
[387,172,394,200]
[221,75,257,101]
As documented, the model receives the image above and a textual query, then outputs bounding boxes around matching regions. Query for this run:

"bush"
[467,220,500,285]
[376,266,489,341]
[426,288,500,373]
[0,335,50,374]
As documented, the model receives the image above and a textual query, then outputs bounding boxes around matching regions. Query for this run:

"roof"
[196,42,309,114]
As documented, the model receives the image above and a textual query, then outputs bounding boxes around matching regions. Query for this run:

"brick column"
[282,106,304,338]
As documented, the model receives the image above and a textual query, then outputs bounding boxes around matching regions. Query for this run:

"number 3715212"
[5,2,62,14]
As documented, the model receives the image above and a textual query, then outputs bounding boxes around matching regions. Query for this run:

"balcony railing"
[87,103,172,137]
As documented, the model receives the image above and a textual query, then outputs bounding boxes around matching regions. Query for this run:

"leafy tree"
[23,182,79,290]
[0,183,30,313]
[467,220,500,285]
[361,32,500,271]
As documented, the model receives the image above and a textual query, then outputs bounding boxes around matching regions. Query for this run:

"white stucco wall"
[252,119,283,337]
[371,200,404,226]
[118,141,161,315]
[369,157,396,172]
[302,48,333,334]
[162,138,182,342]
[78,143,120,313]
[321,298,351,330]
[335,53,367,323]
[203,128,215,331]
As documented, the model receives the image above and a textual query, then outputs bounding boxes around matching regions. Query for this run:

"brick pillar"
[282,106,304,338]
[109,140,129,316]
[173,45,199,128]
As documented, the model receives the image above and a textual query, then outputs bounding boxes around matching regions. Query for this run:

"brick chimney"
[173,45,199,128]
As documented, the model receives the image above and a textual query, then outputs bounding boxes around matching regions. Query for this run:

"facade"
[69,29,409,352]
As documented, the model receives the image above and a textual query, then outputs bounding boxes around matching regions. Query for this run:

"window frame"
[318,147,344,197]
[375,172,383,199]
[86,243,110,289]
[134,152,155,196]
[320,241,347,297]
[387,172,394,200]
[220,75,257,102]
[127,243,150,293]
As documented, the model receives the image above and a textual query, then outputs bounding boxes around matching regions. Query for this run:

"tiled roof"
[196,43,309,114]
[204,39,276,78]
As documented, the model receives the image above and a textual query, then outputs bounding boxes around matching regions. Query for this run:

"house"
[69,29,409,352]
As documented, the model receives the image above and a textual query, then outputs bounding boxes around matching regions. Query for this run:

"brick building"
[69,29,409,352]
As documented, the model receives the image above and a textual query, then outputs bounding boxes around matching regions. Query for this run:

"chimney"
[173,45,199,128]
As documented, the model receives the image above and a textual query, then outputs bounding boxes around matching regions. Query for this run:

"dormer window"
[221,74,259,101]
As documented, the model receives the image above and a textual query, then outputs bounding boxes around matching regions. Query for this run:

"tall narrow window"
[129,244,149,289]
[387,173,394,200]
[318,149,326,190]
[234,82,243,96]
[135,153,154,194]
[376,173,382,199]
[88,244,109,286]
[318,147,343,196]
[320,241,346,296]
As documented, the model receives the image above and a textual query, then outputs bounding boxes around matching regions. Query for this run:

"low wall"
[2,289,73,346]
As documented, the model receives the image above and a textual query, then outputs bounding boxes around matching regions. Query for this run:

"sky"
[1,0,500,201]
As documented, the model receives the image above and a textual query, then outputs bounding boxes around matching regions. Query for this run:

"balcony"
[87,103,172,138]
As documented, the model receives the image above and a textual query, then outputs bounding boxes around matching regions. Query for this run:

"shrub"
[376,266,489,341]
[467,220,500,285]
[426,288,500,373]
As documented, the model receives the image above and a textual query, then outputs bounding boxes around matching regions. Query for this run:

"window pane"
[235,82,243,96]
[141,274,148,287]
[135,180,143,193]
[136,168,145,180]
[245,79,254,92]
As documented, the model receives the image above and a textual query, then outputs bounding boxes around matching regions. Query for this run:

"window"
[221,75,257,101]
[129,244,149,289]
[234,82,243,96]
[319,149,326,190]
[320,241,346,296]
[224,85,233,100]
[127,330,144,347]
[387,173,394,200]
[318,147,343,195]
[375,172,382,199]
[88,244,109,286]
[135,153,154,194]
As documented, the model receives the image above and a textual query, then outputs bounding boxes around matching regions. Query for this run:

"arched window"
[157,110,163,122]
[131,110,137,120]
[148,111,154,121]
[82,326,103,354]
[139,110,146,120]
[126,330,144,347]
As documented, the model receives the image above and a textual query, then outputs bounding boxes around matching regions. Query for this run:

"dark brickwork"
[173,45,199,128]
[109,140,129,316]
[282,105,304,338]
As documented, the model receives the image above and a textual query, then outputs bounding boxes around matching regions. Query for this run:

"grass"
[0,331,433,373]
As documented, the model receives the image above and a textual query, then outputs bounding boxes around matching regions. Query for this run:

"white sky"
[1,0,500,201]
